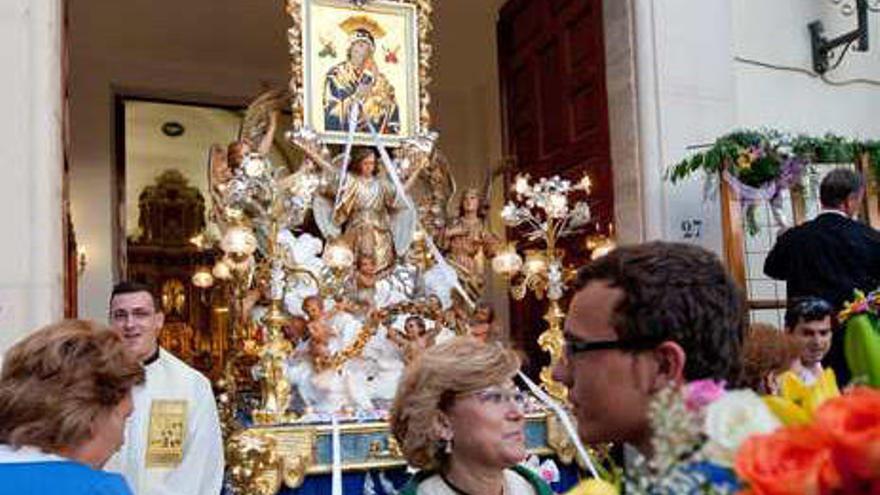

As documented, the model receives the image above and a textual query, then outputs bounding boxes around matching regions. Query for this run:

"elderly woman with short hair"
[390,336,552,495]
[0,320,145,494]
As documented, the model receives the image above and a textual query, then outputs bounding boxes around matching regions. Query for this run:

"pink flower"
[685,379,727,411]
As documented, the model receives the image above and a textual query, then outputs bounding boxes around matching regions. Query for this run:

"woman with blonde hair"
[390,336,552,494]
[0,320,145,495]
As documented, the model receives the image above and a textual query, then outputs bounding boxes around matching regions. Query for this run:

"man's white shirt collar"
[819,208,851,219]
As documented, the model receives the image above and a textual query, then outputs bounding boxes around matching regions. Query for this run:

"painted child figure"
[388,316,439,363]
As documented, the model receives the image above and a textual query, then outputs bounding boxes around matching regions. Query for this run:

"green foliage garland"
[667,130,880,186]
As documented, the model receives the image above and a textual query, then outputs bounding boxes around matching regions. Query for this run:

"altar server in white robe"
[105,282,224,495]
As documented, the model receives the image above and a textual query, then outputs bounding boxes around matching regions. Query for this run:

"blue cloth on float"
[270,461,582,495]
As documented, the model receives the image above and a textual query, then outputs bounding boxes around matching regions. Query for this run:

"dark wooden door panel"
[498,0,612,373]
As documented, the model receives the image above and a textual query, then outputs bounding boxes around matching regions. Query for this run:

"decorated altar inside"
[198,1,600,493]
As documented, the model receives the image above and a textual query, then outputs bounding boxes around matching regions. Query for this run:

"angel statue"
[297,144,424,276]
[442,186,501,301]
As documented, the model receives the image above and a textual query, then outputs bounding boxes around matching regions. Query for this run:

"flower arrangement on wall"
[667,130,880,234]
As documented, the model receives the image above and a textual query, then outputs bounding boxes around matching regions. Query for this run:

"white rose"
[702,389,781,466]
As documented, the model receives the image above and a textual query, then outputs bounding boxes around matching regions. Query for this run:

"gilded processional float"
[205,1,604,493]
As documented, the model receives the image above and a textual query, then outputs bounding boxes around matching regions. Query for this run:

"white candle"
[332,415,343,495]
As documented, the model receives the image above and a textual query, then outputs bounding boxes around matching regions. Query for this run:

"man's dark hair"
[784,296,833,330]
[820,168,864,208]
[110,281,159,311]
[573,241,746,382]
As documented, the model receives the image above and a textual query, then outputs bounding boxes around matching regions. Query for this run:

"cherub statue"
[387,315,439,363]
[302,295,339,361]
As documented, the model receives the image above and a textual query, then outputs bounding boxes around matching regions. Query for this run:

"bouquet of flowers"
[735,387,880,494]
[734,289,880,494]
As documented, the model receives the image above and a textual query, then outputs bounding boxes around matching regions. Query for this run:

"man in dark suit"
[765,168,880,384]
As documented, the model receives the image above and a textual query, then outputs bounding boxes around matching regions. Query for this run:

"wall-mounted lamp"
[809,0,873,74]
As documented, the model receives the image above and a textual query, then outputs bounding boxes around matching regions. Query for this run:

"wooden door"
[498,0,613,373]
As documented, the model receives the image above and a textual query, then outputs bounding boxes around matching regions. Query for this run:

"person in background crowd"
[105,281,224,495]
[391,337,553,495]
[765,168,880,384]
[781,297,835,386]
[738,322,803,394]
[0,320,144,495]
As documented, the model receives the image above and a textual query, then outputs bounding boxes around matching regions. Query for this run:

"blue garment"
[0,461,133,495]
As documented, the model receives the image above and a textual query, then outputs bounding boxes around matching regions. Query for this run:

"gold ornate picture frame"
[287,0,433,147]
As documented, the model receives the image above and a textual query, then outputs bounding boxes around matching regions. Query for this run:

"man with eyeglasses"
[553,242,745,490]
[104,281,223,495]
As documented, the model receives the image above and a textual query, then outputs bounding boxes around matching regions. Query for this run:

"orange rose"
[735,426,841,495]
[814,387,880,481]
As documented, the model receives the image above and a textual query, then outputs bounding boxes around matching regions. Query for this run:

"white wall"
[0,0,64,353]
[734,0,880,138]
[632,1,880,255]
[633,0,736,254]
[69,1,290,320]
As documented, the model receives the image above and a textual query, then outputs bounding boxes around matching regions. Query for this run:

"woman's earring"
[445,438,453,455]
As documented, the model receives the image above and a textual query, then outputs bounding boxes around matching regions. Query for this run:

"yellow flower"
[565,479,619,495]
[736,154,753,170]
[763,368,840,426]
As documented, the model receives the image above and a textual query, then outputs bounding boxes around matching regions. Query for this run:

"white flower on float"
[577,175,593,193]
[191,268,214,288]
[500,202,521,226]
[569,202,592,227]
[702,389,781,467]
[513,174,531,196]
[323,240,354,270]
[523,250,548,277]
[545,193,568,219]
[242,154,266,177]
[491,244,523,276]
[212,259,232,280]
[220,225,258,258]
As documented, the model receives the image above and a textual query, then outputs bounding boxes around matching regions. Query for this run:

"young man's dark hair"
[784,296,834,330]
[110,281,159,310]
[820,168,864,208]
[573,241,746,381]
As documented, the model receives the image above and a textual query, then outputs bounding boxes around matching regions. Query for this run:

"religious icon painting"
[300,0,420,147]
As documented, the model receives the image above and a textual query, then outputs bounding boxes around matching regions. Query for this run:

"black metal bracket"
[809,0,870,74]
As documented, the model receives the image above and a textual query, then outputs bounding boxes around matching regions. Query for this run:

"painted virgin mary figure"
[323,16,401,134]
[310,147,422,275]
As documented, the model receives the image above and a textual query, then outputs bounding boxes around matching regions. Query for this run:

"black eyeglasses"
[564,335,661,357]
